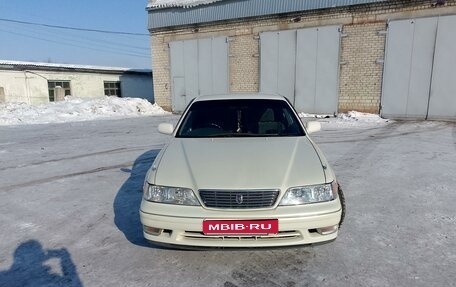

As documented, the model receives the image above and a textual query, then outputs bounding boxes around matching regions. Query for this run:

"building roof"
[147,0,223,9]
[147,0,389,30]
[0,60,152,75]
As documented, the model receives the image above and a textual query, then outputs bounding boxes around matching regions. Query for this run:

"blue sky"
[0,0,151,68]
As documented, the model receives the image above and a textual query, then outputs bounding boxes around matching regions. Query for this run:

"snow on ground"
[0,96,390,129]
[300,110,392,129]
[0,96,170,126]
[1,118,455,287]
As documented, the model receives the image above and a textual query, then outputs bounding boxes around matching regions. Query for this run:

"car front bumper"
[139,199,342,248]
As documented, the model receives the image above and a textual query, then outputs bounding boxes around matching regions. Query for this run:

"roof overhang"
[147,0,389,31]
[0,60,152,76]
[147,0,224,9]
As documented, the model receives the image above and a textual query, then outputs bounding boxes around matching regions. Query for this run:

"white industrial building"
[0,60,154,105]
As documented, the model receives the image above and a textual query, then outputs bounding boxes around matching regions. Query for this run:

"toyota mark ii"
[140,94,345,248]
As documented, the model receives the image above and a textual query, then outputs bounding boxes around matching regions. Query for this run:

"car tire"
[338,184,346,228]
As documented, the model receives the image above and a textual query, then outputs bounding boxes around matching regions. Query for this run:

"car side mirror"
[158,123,174,135]
[305,121,321,134]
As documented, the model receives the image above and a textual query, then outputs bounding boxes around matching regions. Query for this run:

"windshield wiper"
[211,133,259,138]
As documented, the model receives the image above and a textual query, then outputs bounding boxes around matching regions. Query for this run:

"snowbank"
[300,111,391,129]
[0,97,391,129]
[0,96,170,126]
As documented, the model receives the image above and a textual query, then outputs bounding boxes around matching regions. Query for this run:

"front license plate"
[203,219,279,235]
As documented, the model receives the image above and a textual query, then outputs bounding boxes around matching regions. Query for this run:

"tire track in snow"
[0,146,156,171]
[316,121,448,144]
[1,162,133,192]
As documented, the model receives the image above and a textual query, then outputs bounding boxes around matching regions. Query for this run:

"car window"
[176,99,305,138]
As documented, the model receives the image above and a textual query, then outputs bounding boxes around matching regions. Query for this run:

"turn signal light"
[316,225,338,235]
[143,226,163,236]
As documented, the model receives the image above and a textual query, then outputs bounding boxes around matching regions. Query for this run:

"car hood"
[152,137,326,191]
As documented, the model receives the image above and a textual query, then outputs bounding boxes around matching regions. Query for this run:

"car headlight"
[143,183,200,206]
[279,182,338,206]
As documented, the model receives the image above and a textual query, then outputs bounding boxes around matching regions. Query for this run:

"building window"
[104,81,121,97]
[48,81,71,102]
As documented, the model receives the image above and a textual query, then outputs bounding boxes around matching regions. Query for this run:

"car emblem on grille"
[235,194,244,204]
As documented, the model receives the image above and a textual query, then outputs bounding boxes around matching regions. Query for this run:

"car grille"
[199,189,279,209]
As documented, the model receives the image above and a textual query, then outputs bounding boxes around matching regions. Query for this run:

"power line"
[0,17,149,36]
[0,28,151,58]
[1,22,150,52]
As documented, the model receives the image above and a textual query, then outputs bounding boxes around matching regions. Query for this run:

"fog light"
[143,226,163,236]
[316,225,338,235]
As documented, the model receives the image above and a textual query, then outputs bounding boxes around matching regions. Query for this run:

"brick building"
[147,0,456,120]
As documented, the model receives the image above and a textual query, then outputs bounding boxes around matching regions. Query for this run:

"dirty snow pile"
[300,111,391,129]
[0,96,170,126]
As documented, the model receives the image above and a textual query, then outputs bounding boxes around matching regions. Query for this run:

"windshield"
[176,99,305,138]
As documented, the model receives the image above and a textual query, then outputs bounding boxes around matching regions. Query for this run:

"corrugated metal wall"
[148,0,388,30]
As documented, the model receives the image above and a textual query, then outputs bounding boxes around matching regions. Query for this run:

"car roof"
[193,94,287,102]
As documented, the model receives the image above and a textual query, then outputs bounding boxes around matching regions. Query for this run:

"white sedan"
[140,94,345,248]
